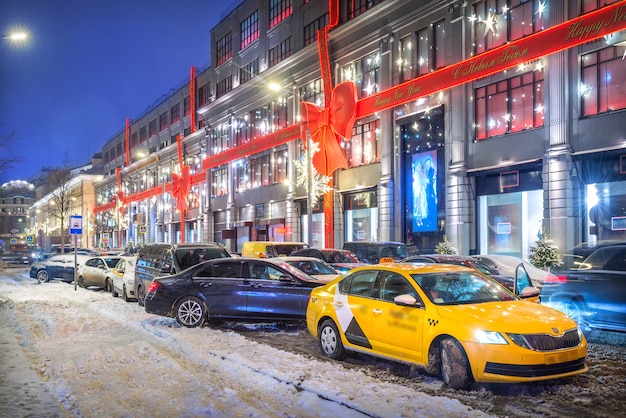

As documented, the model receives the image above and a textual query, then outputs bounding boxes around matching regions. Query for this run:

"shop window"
[216,32,233,66]
[303,13,328,47]
[269,0,293,29]
[234,160,250,192]
[272,148,288,184]
[198,83,211,107]
[582,0,620,14]
[300,79,324,107]
[268,37,292,67]
[345,120,380,168]
[183,96,190,117]
[211,166,228,197]
[239,59,258,85]
[216,76,233,99]
[474,68,544,140]
[235,116,250,146]
[398,34,413,82]
[473,0,544,55]
[210,125,230,155]
[250,153,271,188]
[240,10,260,49]
[252,105,271,138]
[170,103,181,125]
[581,45,626,116]
[273,96,289,130]
[344,191,379,242]
[344,51,380,98]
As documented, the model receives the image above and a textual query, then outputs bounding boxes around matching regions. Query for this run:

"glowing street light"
[3,31,28,43]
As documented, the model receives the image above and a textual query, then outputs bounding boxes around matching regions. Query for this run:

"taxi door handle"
[372,308,383,315]
[334,301,344,308]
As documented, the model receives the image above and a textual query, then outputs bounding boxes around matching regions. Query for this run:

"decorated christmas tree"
[435,235,458,255]
[529,232,562,269]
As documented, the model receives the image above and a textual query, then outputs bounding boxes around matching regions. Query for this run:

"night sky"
[0,0,237,183]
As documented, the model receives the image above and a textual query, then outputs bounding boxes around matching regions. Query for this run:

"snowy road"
[1,267,624,417]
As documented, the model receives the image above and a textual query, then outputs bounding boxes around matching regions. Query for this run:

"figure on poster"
[424,156,437,229]
[412,160,428,226]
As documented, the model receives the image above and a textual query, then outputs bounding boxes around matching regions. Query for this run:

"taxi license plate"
[545,351,574,365]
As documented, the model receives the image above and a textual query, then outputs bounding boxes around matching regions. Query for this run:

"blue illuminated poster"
[411,150,438,232]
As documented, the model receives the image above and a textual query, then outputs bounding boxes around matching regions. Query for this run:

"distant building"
[0,180,36,251]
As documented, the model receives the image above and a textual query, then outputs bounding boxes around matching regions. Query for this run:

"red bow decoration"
[300,81,357,177]
[171,165,191,212]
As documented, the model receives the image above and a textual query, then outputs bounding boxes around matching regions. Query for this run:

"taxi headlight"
[474,330,508,345]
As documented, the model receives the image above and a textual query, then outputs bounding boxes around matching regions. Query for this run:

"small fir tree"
[529,232,562,269]
[435,235,458,255]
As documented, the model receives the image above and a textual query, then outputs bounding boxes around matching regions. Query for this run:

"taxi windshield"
[411,271,516,305]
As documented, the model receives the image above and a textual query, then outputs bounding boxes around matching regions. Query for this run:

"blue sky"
[0,0,237,183]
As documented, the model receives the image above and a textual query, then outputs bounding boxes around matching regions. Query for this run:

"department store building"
[91,0,626,257]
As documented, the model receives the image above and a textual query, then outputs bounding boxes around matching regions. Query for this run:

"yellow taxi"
[306,263,587,389]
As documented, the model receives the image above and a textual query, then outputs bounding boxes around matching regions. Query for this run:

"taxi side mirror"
[394,294,423,307]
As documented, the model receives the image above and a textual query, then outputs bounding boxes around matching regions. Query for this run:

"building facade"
[78,0,625,257]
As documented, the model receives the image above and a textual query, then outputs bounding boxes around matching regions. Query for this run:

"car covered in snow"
[306,262,587,389]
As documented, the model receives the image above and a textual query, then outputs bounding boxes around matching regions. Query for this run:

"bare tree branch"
[0,130,23,180]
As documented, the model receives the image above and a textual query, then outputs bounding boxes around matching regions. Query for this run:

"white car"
[111,256,137,302]
[471,254,558,288]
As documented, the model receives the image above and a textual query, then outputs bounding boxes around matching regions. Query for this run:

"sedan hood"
[436,301,578,333]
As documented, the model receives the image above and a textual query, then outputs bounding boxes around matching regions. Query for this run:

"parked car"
[290,248,367,274]
[144,257,329,327]
[399,254,540,301]
[135,243,231,306]
[76,256,123,290]
[471,254,558,288]
[541,243,626,332]
[343,241,409,264]
[279,256,341,283]
[111,256,137,302]
[306,263,587,389]
[29,254,90,283]
[240,241,309,258]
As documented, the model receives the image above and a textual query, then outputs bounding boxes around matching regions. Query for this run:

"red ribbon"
[172,165,191,212]
[300,81,357,177]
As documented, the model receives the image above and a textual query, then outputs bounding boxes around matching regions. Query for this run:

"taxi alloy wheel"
[440,338,471,389]
[318,319,346,360]
[175,296,207,328]
[111,282,119,298]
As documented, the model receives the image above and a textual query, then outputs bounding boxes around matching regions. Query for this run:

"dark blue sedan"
[144,257,328,327]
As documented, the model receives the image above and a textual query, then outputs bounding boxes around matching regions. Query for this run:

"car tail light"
[147,281,161,294]
[544,274,568,283]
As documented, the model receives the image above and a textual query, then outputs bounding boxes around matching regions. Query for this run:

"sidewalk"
[0,271,67,417]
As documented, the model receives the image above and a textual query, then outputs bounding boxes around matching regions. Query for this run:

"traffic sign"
[70,215,83,235]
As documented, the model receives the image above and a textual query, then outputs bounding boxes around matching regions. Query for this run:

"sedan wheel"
[174,297,206,328]
[77,277,86,289]
[137,285,145,306]
[441,338,471,389]
[36,270,49,283]
[559,300,589,331]
[111,282,119,298]
[318,319,346,360]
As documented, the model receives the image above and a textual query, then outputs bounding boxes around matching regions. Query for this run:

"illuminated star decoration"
[535,104,545,114]
[535,0,546,16]
[483,12,498,38]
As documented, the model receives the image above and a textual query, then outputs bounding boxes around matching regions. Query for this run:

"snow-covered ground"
[0,268,489,417]
[1,267,624,418]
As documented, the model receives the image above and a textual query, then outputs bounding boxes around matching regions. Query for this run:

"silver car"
[76,256,122,290]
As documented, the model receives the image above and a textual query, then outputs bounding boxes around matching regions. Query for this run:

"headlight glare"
[475,330,508,344]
